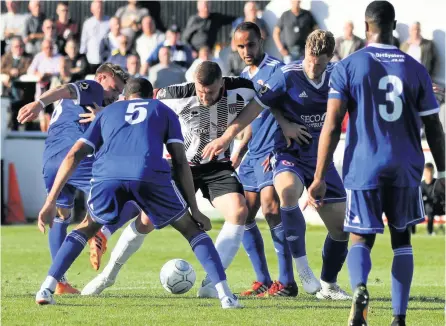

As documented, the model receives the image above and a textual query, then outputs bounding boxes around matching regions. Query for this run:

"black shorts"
[170,161,244,202]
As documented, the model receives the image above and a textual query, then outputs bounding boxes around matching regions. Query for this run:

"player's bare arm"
[269,106,312,147]
[422,113,446,184]
[17,84,79,123]
[202,98,263,159]
[307,98,347,208]
[38,141,93,234]
[167,142,211,231]
[231,125,252,169]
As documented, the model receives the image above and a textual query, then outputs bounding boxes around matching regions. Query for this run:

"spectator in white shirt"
[149,46,186,89]
[135,16,165,65]
[0,0,27,54]
[80,0,110,73]
[185,46,227,82]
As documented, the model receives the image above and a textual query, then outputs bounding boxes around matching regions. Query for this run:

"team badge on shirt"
[281,160,294,167]
[79,82,89,90]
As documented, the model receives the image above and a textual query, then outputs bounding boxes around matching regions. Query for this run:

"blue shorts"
[272,151,346,203]
[43,154,93,208]
[345,187,425,234]
[87,179,188,229]
[238,154,274,193]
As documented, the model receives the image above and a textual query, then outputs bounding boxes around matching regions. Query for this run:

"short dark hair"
[124,77,153,99]
[195,61,222,86]
[425,162,435,171]
[57,1,69,7]
[234,21,262,40]
[95,62,129,84]
[365,1,395,27]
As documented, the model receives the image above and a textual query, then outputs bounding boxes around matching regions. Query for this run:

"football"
[159,259,196,294]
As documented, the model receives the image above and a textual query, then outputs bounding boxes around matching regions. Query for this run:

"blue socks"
[190,232,226,284]
[347,243,372,291]
[280,204,307,258]
[242,221,272,285]
[46,230,88,291]
[270,222,294,285]
[49,215,72,260]
[392,246,414,316]
[321,234,348,283]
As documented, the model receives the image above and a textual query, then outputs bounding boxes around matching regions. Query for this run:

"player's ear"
[393,20,397,31]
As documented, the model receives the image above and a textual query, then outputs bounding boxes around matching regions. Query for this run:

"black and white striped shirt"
[157,77,256,165]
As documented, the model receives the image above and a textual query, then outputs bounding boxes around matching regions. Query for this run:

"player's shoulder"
[223,76,255,91]
[263,54,284,68]
[156,82,196,100]
[280,60,304,75]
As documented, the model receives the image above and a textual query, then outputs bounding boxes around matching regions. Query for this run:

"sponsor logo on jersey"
[366,52,405,63]
[281,160,294,167]
[300,113,326,129]
[299,91,308,98]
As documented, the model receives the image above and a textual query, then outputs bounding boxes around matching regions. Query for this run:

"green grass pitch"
[1,221,444,325]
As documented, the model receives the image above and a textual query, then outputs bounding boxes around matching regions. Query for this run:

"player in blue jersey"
[203,30,351,299]
[306,2,445,325]
[35,77,242,309]
[17,63,135,290]
[232,22,303,297]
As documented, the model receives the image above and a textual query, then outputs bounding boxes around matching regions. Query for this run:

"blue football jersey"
[240,54,284,158]
[43,80,104,163]
[255,60,334,157]
[80,99,184,182]
[328,43,439,189]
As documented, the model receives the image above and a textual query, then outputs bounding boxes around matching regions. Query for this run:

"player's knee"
[277,186,299,207]
[232,204,248,225]
[389,227,411,249]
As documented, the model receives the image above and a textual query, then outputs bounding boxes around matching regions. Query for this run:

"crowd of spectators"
[0,0,443,132]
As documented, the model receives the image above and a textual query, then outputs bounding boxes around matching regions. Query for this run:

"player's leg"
[82,208,154,295]
[272,154,320,294]
[238,158,272,296]
[258,185,297,297]
[385,186,425,326]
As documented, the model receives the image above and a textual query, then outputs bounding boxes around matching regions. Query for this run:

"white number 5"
[125,102,148,125]
[378,75,403,122]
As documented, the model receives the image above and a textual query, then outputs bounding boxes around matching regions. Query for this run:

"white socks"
[214,222,245,269]
[215,280,233,300]
[101,221,147,281]
[294,255,310,274]
[100,227,112,240]
[41,276,58,292]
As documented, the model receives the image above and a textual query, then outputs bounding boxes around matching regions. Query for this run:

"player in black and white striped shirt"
[156,61,255,298]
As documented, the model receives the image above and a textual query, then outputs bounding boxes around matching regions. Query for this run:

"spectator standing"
[148,46,186,89]
[80,0,110,73]
[0,0,28,54]
[107,35,131,70]
[115,0,149,44]
[183,0,236,53]
[227,41,245,76]
[100,17,123,63]
[126,54,142,77]
[54,1,79,54]
[273,0,317,63]
[1,37,32,130]
[231,1,269,39]
[142,25,193,74]
[63,39,88,81]
[333,21,364,61]
[185,46,227,82]
[421,163,445,235]
[400,22,437,76]
[135,16,165,64]
[23,0,46,56]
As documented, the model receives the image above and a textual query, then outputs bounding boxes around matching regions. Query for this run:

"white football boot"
[81,274,115,295]
[316,280,352,300]
[298,266,322,294]
[197,277,218,298]
[221,295,243,309]
[35,288,55,305]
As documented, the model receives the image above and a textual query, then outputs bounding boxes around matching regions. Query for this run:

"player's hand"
[307,179,327,209]
[281,122,312,148]
[202,136,231,160]
[261,155,272,172]
[79,102,102,123]
[191,210,212,231]
[17,101,44,123]
[230,151,243,169]
[38,200,56,234]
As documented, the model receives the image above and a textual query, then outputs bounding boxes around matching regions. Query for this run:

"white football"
[160,259,196,294]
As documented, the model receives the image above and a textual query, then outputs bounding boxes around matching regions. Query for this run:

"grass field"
[1,221,445,326]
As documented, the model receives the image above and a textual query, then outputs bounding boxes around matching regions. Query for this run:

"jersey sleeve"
[417,66,440,116]
[79,111,104,154]
[328,62,349,102]
[156,82,195,115]
[254,68,287,109]
[160,102,184,145]
[70,80,104,106]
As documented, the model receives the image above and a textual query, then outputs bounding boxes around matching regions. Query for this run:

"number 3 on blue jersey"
[125,102,148,125]
[378,75,403,122]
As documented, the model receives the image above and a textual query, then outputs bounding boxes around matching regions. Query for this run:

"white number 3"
[378,75,403,122]
[125,102,148,125]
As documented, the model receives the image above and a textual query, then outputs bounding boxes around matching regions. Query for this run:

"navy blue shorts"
[87,179,188,229]
[345,187,425,234]
[271,151,346,203]
[238,154,274,193]
[43,154,93,208]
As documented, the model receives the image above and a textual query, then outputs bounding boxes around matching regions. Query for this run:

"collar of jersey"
[367,43,398,50]
[248,53,269,79]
